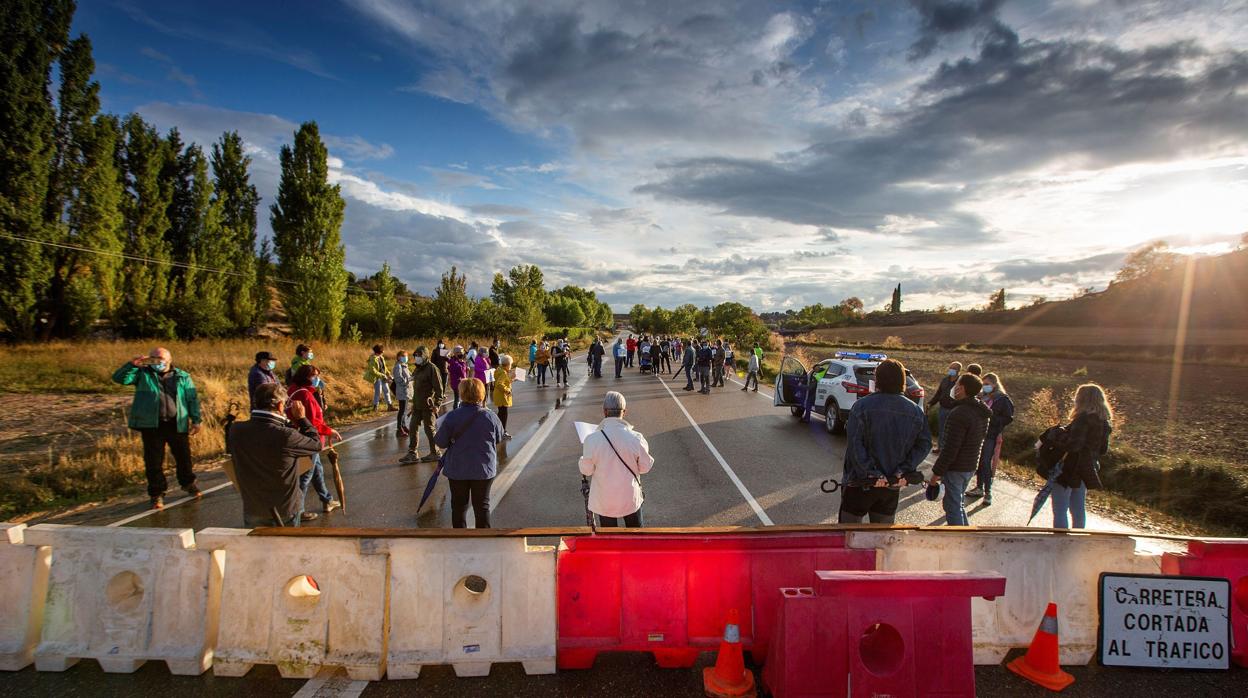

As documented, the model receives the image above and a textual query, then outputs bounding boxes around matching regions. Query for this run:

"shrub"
[883,335,904,349]
[1073,365,1088,376]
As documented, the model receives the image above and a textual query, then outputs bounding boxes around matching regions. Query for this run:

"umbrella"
[1027,482,1053,525]
[417,458,445,514]
[326,447,347,515]
[581,475,597,533]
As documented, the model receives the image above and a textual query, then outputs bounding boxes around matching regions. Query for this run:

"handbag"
[600,430,643,496]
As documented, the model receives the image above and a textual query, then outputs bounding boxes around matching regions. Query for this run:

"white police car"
[774,351,925,434]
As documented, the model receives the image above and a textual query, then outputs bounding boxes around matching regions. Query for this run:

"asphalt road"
[14,335,1238,696]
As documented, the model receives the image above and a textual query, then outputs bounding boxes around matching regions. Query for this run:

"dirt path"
[0,393,131,475]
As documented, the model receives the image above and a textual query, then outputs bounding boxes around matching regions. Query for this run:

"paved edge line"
[654,374,775,526]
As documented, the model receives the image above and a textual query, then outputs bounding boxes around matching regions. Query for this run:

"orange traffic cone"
[1007,602,1074,692]
[703,608,757,698]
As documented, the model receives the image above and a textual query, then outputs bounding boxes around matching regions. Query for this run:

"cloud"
[907,0,1007,61]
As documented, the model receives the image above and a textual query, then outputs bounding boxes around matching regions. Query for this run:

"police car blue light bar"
[834,351,887,361]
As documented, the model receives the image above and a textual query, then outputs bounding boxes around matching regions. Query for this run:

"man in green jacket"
[112,347,203,510]
[400,346,446,464]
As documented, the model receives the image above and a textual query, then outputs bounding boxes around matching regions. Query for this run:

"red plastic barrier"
[1162,540,1248,667]
[556,533,876,669]
[762,570,1006,698]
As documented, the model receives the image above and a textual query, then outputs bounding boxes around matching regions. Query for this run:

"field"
[793,334,1248,533]
[814,323,1248,351]
[0,336,583,519]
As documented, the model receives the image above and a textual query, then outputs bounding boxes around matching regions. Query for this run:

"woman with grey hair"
[578,391,654,527]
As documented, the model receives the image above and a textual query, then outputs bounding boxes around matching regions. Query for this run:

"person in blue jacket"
[435,378,504,528]
[837,358,931,523]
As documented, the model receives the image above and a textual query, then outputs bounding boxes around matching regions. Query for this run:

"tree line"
[625,302,771,348]
[0,1,612,343]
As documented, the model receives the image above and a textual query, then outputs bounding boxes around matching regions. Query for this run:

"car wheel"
[830,409,847,435]
[790,405,803,418]
[824,402,838,434]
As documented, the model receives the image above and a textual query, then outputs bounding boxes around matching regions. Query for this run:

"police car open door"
[774,355,808,407]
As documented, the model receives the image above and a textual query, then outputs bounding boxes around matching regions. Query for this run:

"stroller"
[639,349,653,375]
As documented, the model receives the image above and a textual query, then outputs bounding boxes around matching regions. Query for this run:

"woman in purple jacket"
[447,347,468,409]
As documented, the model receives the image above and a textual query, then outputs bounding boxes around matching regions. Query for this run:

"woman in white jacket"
[578,391,654,527]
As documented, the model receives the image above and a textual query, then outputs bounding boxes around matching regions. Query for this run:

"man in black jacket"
[226,383,324,527]
[928,373,991,526]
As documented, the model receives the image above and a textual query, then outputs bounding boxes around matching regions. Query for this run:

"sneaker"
[752,388,758,392]
[423,450,444,462]
[931,447,941,455]
[183,483,202,499]
[323,499,341,514]
[503,432,513,440]
[741,387,747,391]
[399,452,421,464]
[150,495,164,510]
[966,486,985,499]
[300,511,319,522]
[983,492,993,506]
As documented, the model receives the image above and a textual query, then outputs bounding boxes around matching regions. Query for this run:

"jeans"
[138,420,195,497]
[592,356,603,377]
[1051,480,1087,529]
[802,382,817,421]
[598,507,643,528]
[744,370,759,390]
[681,365,694,389]
[937,406,951,449]
[299,453,332,506]
[976,434,1001,493]
[372,378,392,407]
[556,363,569,384]
[449,477,493,528]
[537,364,548,385]
[615,356,625,377]
[627,350,635,367]
[697,365,711,392]
[396,399,407,430]
[941,471,974,525]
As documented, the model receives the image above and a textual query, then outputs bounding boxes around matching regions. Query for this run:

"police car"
[773,351,925,434]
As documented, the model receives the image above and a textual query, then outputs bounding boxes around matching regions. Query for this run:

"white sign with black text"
[1099,573,1231,670]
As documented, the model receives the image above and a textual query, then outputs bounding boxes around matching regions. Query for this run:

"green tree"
[270,121,347,340]
[890,284,901,314]
[670,303,698,335]
[986,288,1006,312]
[628,303,648,331]
[67,114,124,327]
[1115,241,1177,283]
[709,302,768,347]
[545,296,586,327]
[118,113,175,337]
[372,262,399,338]
[470,297,514,339]
[0,0,74,338]
[432,266,472,336]
[210,131,261,330]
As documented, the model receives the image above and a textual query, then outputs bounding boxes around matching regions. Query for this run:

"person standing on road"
[448,347,468,409]
[966,363,983,377]
[287,344,313,383]
[487,340,501,402]
[432,338,449,395]
[493,355,515,440]
[626,335,637,367]
[579,391,654,528]
[837,359,931,524]
[928,373,990,526]
[967,372,1014,506]
[927,361,963,454]
[710,339,725,387]
[436,378,504,528]
[393,350,412,437]
[678,339,696,390]
[400,346,446,464]
[650,339,662,377]
[552,340,569,386]
[752,341,764,364]
[613,338,627,378]
[1051,383,1113,529]
[589,338,605,378]
[743,349,760,391]
[365,345,395,411]
[528,340,538,374]
[472,344,491,385]
[696,340,713,394]
[113,348,204,510]
[659,337,672,374]
[248,351,280,410]
[287,364,342,520]
[536,341,551,386]
[227,383,324,527]
[801,363,829,423]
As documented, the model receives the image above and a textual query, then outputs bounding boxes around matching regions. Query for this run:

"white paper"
[574,421,597,444]
[513,367,527,382]
[483,368,495,383]
[439,348,449,357]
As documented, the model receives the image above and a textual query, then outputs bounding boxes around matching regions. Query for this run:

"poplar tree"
[270,121,347,340]
[432,266,472,336]
[118,113,175,337]
[372,262,398,338]
[210,131,261,330]
[0,0,74,338]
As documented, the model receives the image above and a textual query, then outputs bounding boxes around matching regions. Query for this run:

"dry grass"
[0,335,566,519]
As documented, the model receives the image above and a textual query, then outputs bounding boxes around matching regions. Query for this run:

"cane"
[581,475,597,533]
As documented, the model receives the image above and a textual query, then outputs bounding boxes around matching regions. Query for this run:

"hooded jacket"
[842,392,932,484]
[1056,413,1111,490]
[931,397,992,476]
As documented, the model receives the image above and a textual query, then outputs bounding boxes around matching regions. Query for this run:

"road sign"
[1099,572,1231,670]
[700,327,708,337]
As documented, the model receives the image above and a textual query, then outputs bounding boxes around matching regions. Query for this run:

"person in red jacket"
[287,364,342,520]
[626,335,637,367]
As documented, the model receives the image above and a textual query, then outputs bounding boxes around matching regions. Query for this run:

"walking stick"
[581,475,597,533]
[326,447,347,515]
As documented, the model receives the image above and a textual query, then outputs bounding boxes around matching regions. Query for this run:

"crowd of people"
[111,334,1112,533]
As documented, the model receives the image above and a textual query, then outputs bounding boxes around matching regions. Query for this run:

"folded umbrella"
[417,457,445,514]
[1027,482,1053,525]
[326,447,347,516]
[581,475,597,533]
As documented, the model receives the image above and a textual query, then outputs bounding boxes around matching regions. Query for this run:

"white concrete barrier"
[27,524,221,674]
[195,528,388,680]
[385,537,557,678]
[0,524,50,671]
[847,530,1161,665]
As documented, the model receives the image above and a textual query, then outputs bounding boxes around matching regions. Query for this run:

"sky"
[73,0,1248,311]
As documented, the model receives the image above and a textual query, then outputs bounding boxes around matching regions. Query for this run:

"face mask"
[948,369,957,377]
[414,356,425,365]
[152,362,168,373]
[312,376,323,388]
[399,356,408,364]
[983,384,994,394]
[306,352,315,361]
[266,360,277,371]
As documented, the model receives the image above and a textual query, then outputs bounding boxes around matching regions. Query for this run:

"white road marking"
[654,374,775,526]
[292,667,368,698]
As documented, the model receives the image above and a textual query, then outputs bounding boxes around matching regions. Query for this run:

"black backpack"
[1035,425,1068,479]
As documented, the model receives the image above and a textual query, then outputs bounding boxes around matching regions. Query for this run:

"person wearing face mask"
[928,373,991,525]
[613,337,627,378]
[448,347,468,409]
[400,346,446,464]
[113,347,204,510]
[926,361,963,454]
[287,364,342,519]
[432,338,450,395]
[227,383,324,527]
[553,339,570,386]
[966,372,1014,505]
[288,344,314,383]
[393,350,412,438]
[487,340,501,401]
[249,351,280,410]
[536,341,552,385]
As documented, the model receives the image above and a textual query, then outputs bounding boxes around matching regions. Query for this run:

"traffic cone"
[703,608,757,698]
[1007,602,1074,691]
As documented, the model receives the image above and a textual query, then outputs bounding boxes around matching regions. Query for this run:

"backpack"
[1035,425,1068,479]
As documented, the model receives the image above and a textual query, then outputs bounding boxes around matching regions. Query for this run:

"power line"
[0,231,417,300]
